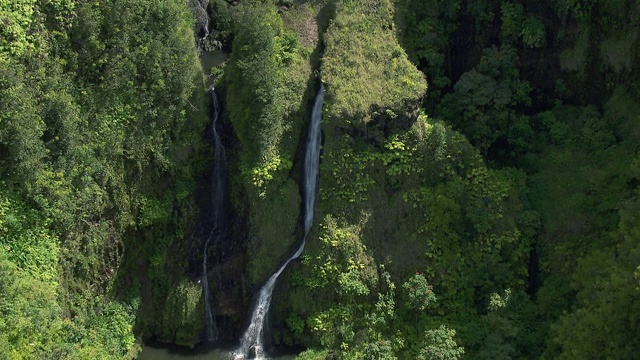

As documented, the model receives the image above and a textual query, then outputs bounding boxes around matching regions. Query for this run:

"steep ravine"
[139,80,324,360]
[141,0,326,354]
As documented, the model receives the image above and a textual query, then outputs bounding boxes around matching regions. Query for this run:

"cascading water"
[203,88,226,342]
[200,21,210,44]
[235,84,324,359]
[189,0,210,45]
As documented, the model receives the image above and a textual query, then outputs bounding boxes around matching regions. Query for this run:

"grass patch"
[321,0,427,125]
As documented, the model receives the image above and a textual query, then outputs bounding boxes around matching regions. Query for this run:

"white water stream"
[234,84,324,359]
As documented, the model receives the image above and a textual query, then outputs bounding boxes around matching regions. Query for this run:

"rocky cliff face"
[187,0,211,40]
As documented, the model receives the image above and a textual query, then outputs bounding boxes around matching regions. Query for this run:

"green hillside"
[1,0,638,358]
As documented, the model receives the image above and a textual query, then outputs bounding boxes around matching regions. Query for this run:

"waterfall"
[201,20,210,43]
[189,0,211,44]
[303,84,324,236]
[235,84,324,359]
[203,88,226,342]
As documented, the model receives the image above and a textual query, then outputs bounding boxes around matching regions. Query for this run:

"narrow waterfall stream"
[235,84,325,359]
[203,88,226,342]
[189,0,210,45]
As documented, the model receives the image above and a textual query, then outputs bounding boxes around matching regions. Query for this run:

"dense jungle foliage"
[0,0,210,357]
[1,0,639,359]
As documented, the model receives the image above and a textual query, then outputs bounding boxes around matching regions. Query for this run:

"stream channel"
[201,50,229,88]
[139,342,298,360]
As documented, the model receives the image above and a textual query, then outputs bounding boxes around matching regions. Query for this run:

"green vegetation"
[2,0,639,358]
[322,0,427,124]
[226,3,311,191]
[158,278,205,346]
[1,0,209,356]
[274,0,639,358]
[222,1,315,283]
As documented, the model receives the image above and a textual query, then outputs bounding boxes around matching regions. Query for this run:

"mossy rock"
[246,176,301,284]
[157,277,205,347]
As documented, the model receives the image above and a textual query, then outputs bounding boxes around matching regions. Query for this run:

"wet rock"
[187,0,211,40]
[203,38,223,52]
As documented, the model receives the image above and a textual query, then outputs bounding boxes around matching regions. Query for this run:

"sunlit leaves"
[1,0,206,354]
[402,273,436,311]
[226,4,306,194]
[322,0,427,124]
[0,0,38,57]
[418,326,465,360]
